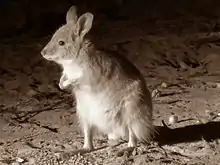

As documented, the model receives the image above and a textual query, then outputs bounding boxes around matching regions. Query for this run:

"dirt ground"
[1,4,220,165]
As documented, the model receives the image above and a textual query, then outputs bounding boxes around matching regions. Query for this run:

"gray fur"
[41,5,154,149]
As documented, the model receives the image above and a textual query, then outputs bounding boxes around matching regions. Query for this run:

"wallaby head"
[41,5,94,63]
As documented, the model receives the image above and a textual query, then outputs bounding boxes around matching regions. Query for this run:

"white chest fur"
[61,60,83,80]
[75,88,116,133]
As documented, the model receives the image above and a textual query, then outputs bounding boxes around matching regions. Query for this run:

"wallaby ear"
[76,13,94,38]
[66,5,78,24]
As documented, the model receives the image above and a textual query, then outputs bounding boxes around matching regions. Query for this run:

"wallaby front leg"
[83,122,94,150]
[59,73,72,90]
[59,74,67,90]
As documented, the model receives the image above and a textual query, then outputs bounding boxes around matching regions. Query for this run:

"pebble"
[179,61,188,69]
[168,115,178,125]
[151,89,160,98]
[161,82,168,88]
[26,89,37,97]
[216,83,220,88]
[16,157,24,163]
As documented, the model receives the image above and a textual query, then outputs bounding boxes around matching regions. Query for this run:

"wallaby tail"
[130,114,154,143]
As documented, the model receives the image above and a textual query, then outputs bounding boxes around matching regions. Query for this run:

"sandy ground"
[1,12,220,165]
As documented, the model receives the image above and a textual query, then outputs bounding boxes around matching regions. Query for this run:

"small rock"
[196,120,200,124]
[216,83,220,88]
[151,89,160,98]
[54,153,61,160]
[16,157,24,163]
[161,82,168,88]
[197,118,208,124]
[132,148,138,156]
[168,115,178,125]
[179,61,188,70]
[26,89,38,97]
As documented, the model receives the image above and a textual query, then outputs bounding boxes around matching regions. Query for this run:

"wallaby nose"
[41,48,46,56]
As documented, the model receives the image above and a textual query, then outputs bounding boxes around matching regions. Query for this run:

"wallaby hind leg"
[59,121,94,160]
[128,127,137,147]
[115,129,137,157]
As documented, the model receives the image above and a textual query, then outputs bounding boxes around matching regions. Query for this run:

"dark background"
[1,0,220,38]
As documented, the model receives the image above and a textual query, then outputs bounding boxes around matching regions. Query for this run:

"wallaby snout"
[41,47,52,60]
[41,48,47,57]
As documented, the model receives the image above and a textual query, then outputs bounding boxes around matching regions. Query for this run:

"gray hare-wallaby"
[41,5,154,151]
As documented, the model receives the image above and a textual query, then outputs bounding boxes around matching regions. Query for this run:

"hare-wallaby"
[41,5,154,151]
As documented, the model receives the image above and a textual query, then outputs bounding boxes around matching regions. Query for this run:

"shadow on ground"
[155,121,220,145]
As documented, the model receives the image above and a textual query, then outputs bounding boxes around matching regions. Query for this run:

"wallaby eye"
[58,40,65,46]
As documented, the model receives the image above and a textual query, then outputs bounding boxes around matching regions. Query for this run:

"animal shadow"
[154,121,220,145]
